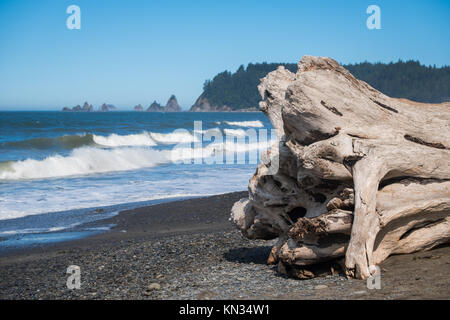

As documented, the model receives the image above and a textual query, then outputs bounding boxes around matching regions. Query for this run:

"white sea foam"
[0,147,171,180]
[223,120,264,128]
[0,193,212,221]
[199,128,222,135]
[0,223,81,236]
[149,130,199,144]
[223,128,248,136]
[93,132,156,147]
[93,130,204,147]
[207,137,277,155]
[0,130,275,181]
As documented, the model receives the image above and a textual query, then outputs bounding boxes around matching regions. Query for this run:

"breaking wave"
[223,120,264,128]
[0,128,276,180]
[1,131,201,151]
[149,131,199,144]
[0,138,275,181]
[1,134,96,150]
[0,147,171,180]
[223,128,249,136]
[92,132,156,147]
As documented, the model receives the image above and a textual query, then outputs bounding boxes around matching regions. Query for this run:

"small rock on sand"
[147,283,161,291]
[314,285,328,290]
[353,290,367,295]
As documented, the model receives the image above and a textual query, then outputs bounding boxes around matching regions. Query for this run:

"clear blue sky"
[0,0,449,110]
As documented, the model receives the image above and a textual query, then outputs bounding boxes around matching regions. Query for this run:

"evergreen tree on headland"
[196,60,450,111]
[345,60,450,103]
[200,63,297,110]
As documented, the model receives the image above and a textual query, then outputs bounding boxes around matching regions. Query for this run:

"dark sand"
[0,191,449,300]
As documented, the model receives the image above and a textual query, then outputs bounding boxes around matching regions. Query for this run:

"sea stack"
[165,95,182,112]
[100,103,117,112]
[134,104,144,111]
[230,55,450,280]
[62,102,93,112]
[82,102,93,112]
[147,101,164,112]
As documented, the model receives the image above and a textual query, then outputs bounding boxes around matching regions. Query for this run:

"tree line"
[200,60,450,110]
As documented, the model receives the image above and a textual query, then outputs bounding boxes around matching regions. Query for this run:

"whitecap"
[93,132,156,147]
[223,120,264,128]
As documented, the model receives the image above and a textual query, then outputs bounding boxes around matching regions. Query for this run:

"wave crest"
[1,134,96,150]
[149,131,199,144]
[0,147,169,180]
[1,131,200,151]
[93,132,156,147]
[223,120,264,128]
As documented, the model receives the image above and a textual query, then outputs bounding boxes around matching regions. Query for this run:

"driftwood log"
[231,56,450,279]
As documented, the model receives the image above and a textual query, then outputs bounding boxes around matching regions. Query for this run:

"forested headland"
[190,60,450,111]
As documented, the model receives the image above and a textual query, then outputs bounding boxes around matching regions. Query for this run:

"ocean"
[0,111,275,250]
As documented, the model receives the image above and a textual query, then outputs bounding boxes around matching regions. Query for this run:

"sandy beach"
[0,191,449,300]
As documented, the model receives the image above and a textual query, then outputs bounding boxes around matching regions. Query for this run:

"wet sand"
[0,191,449,299]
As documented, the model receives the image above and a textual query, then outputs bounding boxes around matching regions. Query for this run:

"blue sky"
[0,0,449,110]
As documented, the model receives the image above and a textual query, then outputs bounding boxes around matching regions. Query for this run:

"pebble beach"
[1,192,449,300]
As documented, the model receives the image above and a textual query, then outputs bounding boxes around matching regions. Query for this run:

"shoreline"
[0,191,449,299]
[0,193,214,255]
[0,192,244,259]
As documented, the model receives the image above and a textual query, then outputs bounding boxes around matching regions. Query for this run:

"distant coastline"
[59,94,262,112]
[62,95,182,112]
[62,102,117,112]
[60,59,450,113]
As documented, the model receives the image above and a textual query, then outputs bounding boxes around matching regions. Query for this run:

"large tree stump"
[231,56,450,279]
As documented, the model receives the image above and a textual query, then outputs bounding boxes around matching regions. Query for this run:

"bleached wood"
[231,56,450,279]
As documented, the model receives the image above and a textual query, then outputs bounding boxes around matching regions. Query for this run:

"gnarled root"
[230,55,450,279]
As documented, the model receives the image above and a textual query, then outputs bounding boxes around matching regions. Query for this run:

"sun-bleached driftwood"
[231,56,450,279]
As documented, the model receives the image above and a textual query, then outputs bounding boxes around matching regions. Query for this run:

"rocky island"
[62,102,117,112]
[145,95,182,112]
[62,102,93,112]
[133,104,144,111]
[146,101,164,112]
[99,103,117,112]
[165,95,182,112]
